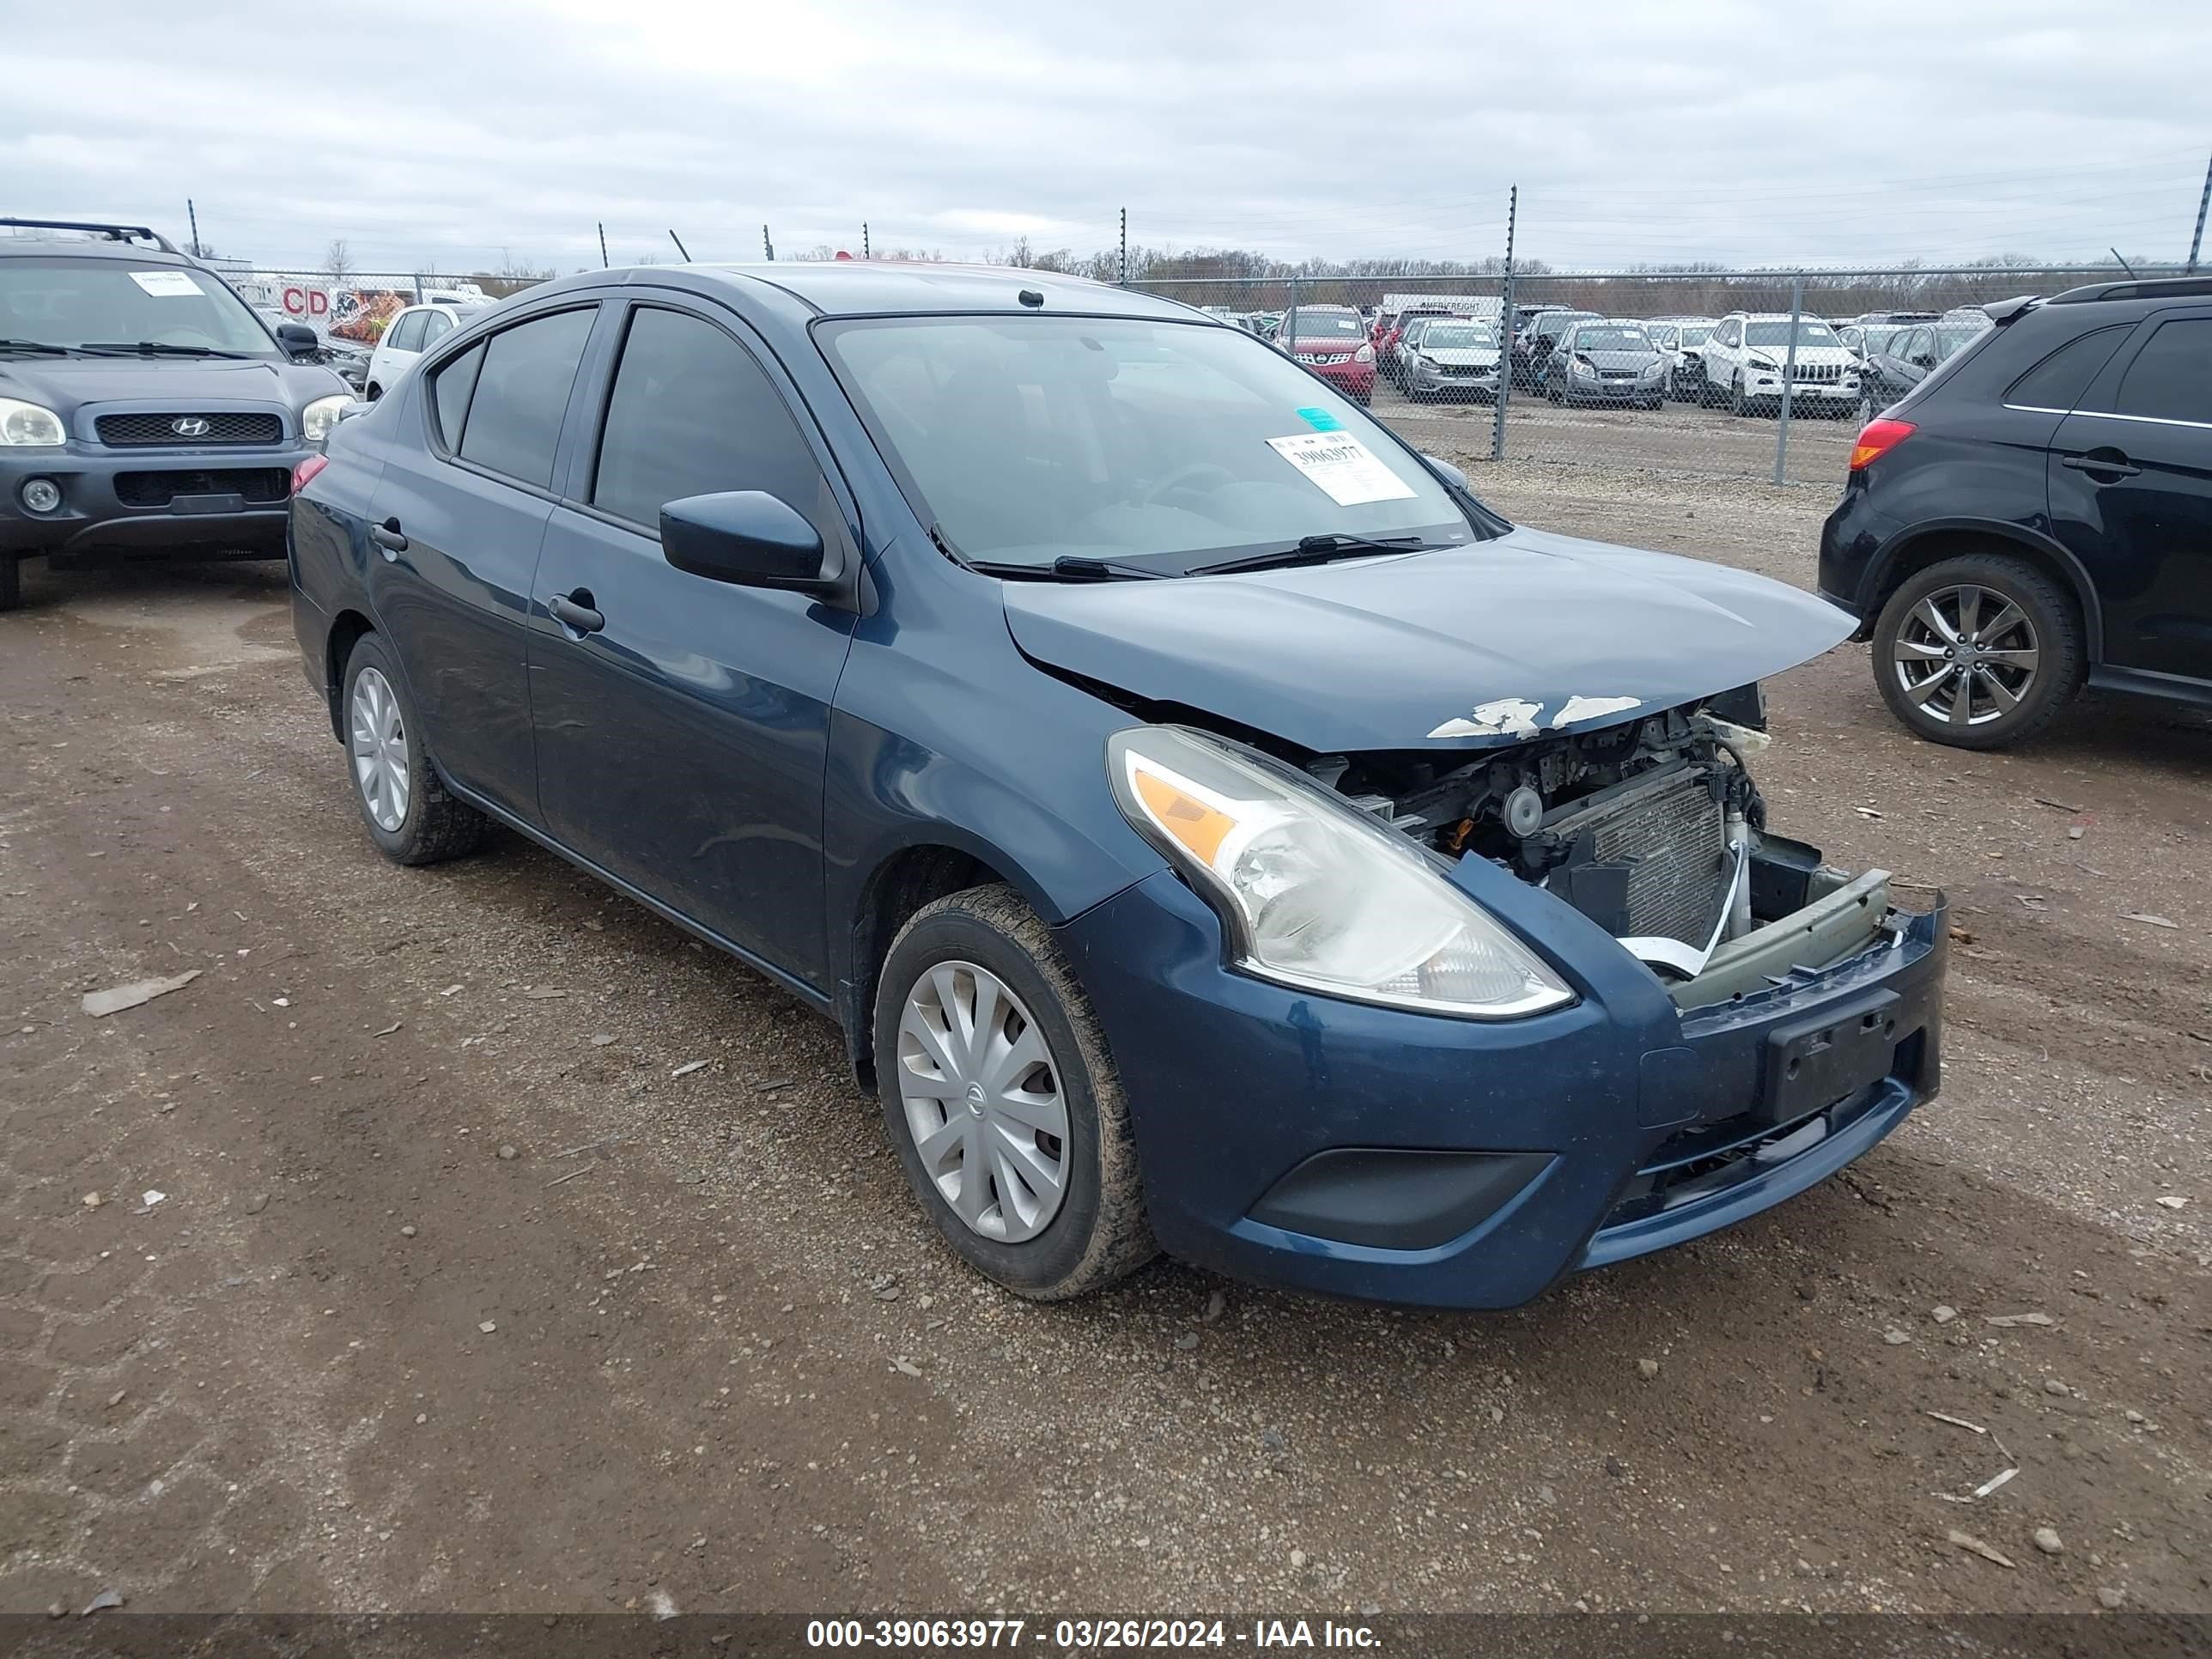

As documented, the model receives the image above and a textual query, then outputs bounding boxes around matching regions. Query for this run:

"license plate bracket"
[170,493,246,516]
[1759,988,1902,1123]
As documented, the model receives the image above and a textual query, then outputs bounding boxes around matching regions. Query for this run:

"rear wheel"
[874,884,1155,1300]
[1870,554,2084,750]
[340,634,489,863]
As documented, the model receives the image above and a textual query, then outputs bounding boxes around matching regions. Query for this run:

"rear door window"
[590,305,827,532]
[420,310,454,348]
[453,308,595,489]
[386,310,427,352]
[2006,325,2133,412]
[2109,317,2212,424]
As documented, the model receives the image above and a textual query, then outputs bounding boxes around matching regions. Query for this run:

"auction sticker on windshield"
[130,270,202,297]
[1265,431,1416,507]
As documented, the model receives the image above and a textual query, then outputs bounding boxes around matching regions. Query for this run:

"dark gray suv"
[0,218,352,609]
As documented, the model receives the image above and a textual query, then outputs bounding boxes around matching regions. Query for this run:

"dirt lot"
[2,456,2209,1623]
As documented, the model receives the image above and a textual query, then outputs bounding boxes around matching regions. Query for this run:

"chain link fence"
[1133,264,2188,489]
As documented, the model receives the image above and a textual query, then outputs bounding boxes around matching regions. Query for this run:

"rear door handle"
[2061,453,2140,479]
[371,518,408,553]
[548,592,605,635]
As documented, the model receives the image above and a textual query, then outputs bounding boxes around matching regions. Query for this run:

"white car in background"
[363,301,485,400]
[1647,317,1718,401]
[1696,312,1861,416]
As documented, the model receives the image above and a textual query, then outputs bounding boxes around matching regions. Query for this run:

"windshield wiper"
[969,555,1169,582]
[0,337,73,356]
[1193,533,1434,577]
[78,342,251,359]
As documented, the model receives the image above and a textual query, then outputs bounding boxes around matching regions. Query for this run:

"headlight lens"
[1571,357,1596,378]
[1108,726,1573,1019]
[0,398,65,447]
[301,394,350,445]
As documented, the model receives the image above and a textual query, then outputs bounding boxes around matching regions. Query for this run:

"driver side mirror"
[660,490,856,608]
[276,322,319,358]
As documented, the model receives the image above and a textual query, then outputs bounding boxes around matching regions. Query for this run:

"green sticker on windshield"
[1296,406,1343,432]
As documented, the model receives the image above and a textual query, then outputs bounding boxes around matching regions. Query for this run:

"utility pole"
[862,222,870,259]
[185,198,201,258]
[1490,185,1517,463]
[763,224,775,261]
[1119,207,1127,286]
[598,222,609,269]
[2188,149,2211,273]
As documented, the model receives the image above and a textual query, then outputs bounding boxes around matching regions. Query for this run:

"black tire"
[0,556,21,613]
[874,884,1155,1301]
[339,633,488,864]
[1870,553,2085,750]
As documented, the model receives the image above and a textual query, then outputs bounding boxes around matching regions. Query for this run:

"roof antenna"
[669,229,692,261]
[2109,247,2137,277]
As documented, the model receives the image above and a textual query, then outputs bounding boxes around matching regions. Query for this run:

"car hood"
[1001,526,1854,753]
[0,353,347,416]
[1572,349,1662,369]
[1744,346,1854,367]
[1420,347,1499,367]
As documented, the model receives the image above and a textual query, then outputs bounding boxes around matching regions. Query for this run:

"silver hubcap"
[349,666,411,831]
[896,961,1069,1243]
[1892,582,2040,727]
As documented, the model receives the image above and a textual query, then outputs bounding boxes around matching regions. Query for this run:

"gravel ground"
[2,456,2208,1621]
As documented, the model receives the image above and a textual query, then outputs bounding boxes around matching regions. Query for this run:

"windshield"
[1570,325,1652,352]
[1935,322,1990,358]
[1677,325,1713,346]
[0,257,278,356]
[1286,310,1364,338]
[823,315,1474,573]
[1419,324,1495,349]
[1745,319,1839,350]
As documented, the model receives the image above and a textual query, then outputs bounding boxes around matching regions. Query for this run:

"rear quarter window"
[2004,325,2132,412]
[429,343,484,451]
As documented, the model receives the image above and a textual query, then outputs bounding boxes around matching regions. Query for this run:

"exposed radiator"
[1540,765,1729,947]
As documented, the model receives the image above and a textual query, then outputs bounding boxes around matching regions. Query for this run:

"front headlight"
[1109,726,1573,1019]
[301,394,350,446]
[0,398,66,447]
[1571,358,1596,378]
[1638,362,1663,379]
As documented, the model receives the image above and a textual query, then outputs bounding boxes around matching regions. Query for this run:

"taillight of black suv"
[1819,276,2212,750]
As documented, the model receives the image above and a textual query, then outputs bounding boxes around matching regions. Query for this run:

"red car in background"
[1278,305,1376,403]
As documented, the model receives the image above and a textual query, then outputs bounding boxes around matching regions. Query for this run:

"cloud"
[4,0,2205,275]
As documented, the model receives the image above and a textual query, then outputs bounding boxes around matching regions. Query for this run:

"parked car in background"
[1649,318,1718,401]
[1401,319,1500,401]
[1858,315,1995,410]
[1698,313,1861,416]
[1544,320,1667,409]
[290,261,1948,1309]
[1376,304,1465,388]
[1388,313,1466,389]
[0,216,351,611]
[363,301,488,401]
[1278,304,1376,403]
[257,306,370,392]
[1821,275,2212,748]
[1512,309,1598,392]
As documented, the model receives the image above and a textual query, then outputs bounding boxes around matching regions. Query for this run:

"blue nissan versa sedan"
[289,264,1948,1308]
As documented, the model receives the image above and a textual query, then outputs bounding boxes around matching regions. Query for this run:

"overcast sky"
[7,0,2207,276]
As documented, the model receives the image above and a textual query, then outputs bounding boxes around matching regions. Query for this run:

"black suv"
[0,218,354,610]
[1820,276,2212,748]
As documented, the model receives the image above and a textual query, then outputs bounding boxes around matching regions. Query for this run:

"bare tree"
[325,238,354,280]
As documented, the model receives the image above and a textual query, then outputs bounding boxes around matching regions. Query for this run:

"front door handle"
[2061,452,2140,479]
[548,591,605,635]
[371,518,408,553]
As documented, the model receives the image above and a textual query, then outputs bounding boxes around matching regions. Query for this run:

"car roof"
[653,261,1206,322]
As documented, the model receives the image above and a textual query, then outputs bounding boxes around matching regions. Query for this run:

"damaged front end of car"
[1024,531,1947,1305]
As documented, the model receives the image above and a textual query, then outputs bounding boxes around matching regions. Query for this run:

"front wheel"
[1869,554,2084,750]
[874,884,1155,1300]
[340,634,489,863]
